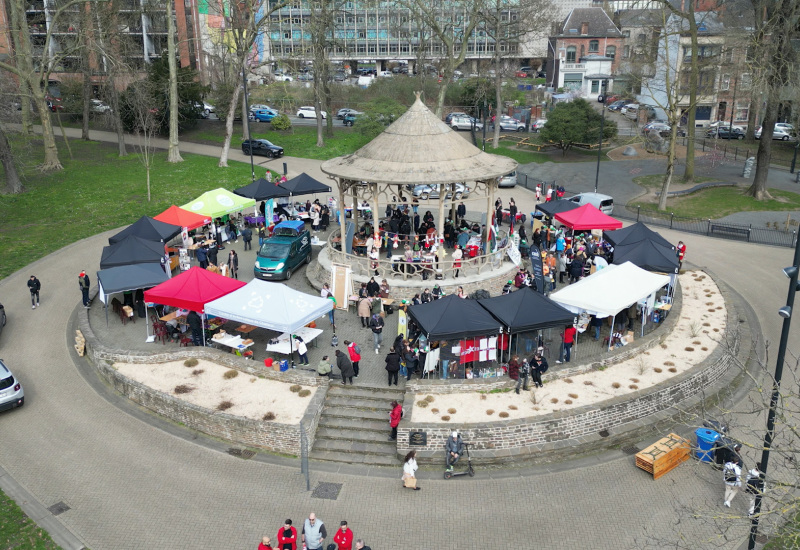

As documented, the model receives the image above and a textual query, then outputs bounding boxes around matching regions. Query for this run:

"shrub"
[192,369,204,376]
[629,385,638,390]
[262,412,276,421]
[685,347,695,352]
[447,408,457,414]
[568,393,578,399]
[486,409,495,415]
[693,340,701,345]
[270,113,292,131]
[480,394,487,400]
[583,380,593,386]
[668,367,677,373]
[564,378,573,383]
[224,369,239,380]
[564,400,573,405]
[417,400,429,408]
[654,367,662,373]
[298,389,311,397]
[217,400,234,411]
[660,344,667,349]
[713,328,720,332]
[441,415,451,421]
[702,346,708,351]
[664,361,675,366]
[612,382,621,389]
[184,358,199,367]
[290,385,302,393]
[508,405,518,410]
[174,384,193,394]
[550,398,558,404]
[702,322,711,327]
[431,408,439,414]
[425,395,435,403]
[499,411,509,418]
[630,378,639,383]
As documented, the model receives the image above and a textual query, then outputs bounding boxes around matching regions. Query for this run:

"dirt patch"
[607,142,709,162]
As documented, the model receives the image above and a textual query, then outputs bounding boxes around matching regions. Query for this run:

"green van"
[254,220,312,281]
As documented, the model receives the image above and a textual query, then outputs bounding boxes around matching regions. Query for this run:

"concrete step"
[316,426,395,443]
[324,396,394,411]
[309,449,400,467]
[320,407,389,422]
[317,416,387,433]
[326,384,405,401]
[312,437,396,456]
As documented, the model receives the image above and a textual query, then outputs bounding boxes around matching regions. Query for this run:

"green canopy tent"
[180,188,256,219]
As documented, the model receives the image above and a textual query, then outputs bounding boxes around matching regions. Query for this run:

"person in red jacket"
[258,535,273,549]
[333,521,354,550]
[557,325,577,363]
[676,240,686,270]
[389,400,403,440]
[276,519,297,550]
[345,340,362,377]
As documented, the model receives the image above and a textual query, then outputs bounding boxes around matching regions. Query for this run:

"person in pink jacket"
[276,519,297,550]
[333,521,354,550]
[345,340,362,377]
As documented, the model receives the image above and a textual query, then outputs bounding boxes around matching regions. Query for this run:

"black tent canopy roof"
[478,287,575,332]
[96,263,169,296]
[108,216,181,245]
[535,200,580,218]
[407,294,501,340]
[604,222,674,249]
[280,172,332,196]
[233,178,291,201]
[612,240,680,274]
[100,235,166,269]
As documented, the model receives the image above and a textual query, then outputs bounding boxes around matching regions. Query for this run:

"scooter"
[444,443,475,479]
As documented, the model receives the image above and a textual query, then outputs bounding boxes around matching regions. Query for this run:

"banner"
[265,199,274,223]
[506,238,521,266]
[529,244,545,294]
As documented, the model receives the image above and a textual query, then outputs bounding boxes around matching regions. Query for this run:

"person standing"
[457,201,466,223]
[27,275,41,309]
[677,240,686,270]
[294,335,309,366]
[369,312,385,354]
[508,198,517,230]
[335,349,354,385]
[310,204,320,232]
[385,347,401,386]
[745,462,764,517]
[276,518,297,550]
[514,357,529,394]
[402,450,421,490]
[345,340,361,377]
[301,513,327,550]
[258,223,267,247]
[228,250,239,279]
[187,310,203,346]
[452,246,462,278]
[557,324,577,364]
[723,456,742,507]
[355,540,372,550]
[321,283,335,326]
[196,245,208,269]
[389,400,403,440]
[207,244,218,269]
[507,354,521,382]
[241,225,253,251]
[78,270,90,308]
[357,296,372,328]
[333,521,354,550]
[258,535,273,550]
[530,352,548,388]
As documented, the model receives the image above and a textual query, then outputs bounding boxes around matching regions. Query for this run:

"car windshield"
[260,140,275,147]
[258,243,289,259]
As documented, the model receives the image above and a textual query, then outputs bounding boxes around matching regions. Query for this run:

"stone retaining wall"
[78,293,328,455]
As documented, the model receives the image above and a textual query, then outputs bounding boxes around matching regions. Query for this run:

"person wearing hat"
[276,519,297,550]
[502,280,513,295]
[446,430,465,470]
[78,270,90,308]
[432,284,443,300]
[333,521,354,550]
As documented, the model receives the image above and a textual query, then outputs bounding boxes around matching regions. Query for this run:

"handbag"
[403,476,417,488]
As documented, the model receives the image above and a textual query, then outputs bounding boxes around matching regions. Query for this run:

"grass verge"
[633,174,716,189]
[630,186,800,219]
[0,489,60,549]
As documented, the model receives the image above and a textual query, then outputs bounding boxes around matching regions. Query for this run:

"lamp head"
[779,306,792,319]
[784,266,798,279]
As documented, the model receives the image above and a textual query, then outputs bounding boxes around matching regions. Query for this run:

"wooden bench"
[635,433,690,480]
[709,223,751,241]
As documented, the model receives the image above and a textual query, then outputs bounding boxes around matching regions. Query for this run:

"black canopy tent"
[612,240,680,274]
[535,200,580,219]
[233,178,291,201]
[407,294,501,340]
[100,235,167,269]
[108,216,182,245]
[96,263,169,327]
[280,172,332,196]
[604,222,674,249]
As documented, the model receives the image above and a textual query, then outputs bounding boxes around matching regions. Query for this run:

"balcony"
[562,63,585,70]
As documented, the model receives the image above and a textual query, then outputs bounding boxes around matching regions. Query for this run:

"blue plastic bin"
[279,359,289,372]
[695,428,720,462]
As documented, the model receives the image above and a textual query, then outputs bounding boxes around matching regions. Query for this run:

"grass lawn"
[0,137,258,280]
[633,174,717,189]
[0,489,60,550]
[630,186,800,219]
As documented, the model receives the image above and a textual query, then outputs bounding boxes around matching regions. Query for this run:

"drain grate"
[598,429,610,438]
[48,501,70,516]
[311,482,343,500]
[755,535,768,544]
[227,448,256,460]
[621,445,640,455]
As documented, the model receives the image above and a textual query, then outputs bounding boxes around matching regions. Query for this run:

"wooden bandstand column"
[486,179,496,261]
[437,184,446,245]
[337,178,347,230]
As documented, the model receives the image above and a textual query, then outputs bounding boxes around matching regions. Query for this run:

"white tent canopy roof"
[204,280,333,334]
[549,262,670,318]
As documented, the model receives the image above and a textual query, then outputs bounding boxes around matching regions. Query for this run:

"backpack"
[723,463,738,483]
[353,343,361,355]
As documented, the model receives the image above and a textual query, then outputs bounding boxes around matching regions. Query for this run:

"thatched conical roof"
[321,94,517,185]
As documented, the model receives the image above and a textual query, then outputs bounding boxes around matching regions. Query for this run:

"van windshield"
[258,243,289,259]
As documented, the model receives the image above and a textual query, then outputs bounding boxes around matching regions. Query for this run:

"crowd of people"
[256,513,372,550]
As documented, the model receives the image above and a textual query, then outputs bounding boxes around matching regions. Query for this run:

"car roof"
[572,192,613,200]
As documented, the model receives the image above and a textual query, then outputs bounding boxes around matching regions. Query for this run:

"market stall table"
[211,333,255,354]
[236,324,258,336]
[265,327,323,355]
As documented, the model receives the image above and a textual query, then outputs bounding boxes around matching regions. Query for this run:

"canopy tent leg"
[608,314,616,352]
[290,332,296,368]
[486,181,495,259]
[370,182,380,266]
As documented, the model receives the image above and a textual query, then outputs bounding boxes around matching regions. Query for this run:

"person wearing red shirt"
[258,535,273,550]
[276,519,297,550]
[389,400,403,440]
[333,521,354,550]
[557,325,577,363]
[676,241,686,270]
[345,340,362,377]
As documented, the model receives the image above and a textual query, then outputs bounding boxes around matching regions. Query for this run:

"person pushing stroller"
[446,431,465,471]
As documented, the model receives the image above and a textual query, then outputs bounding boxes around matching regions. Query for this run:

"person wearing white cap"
[445,431,465,471]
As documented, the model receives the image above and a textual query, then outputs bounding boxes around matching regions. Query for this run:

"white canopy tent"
[550,262,671,350]
[204,280,333,333]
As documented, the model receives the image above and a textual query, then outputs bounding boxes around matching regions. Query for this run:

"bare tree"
[165,0,183,163]
[0,80,24,194]
[124,81,160,201]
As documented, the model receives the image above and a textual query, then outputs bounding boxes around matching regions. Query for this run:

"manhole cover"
[621,445,640,455]
[755,534,768,544]
[48,501,70,516]
[227,448,256,460]
[598,429,610,438]
[312,482,343,500]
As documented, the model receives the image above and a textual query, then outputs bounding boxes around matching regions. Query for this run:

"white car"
[90,99,112,113]
[274,72,293,82]
[450,115,483,131]
[296,106,327,119]
[531,119,547,132]
[776,123,795,132]
[0,358,24,412]
[202,102,215,116]
[755,126,794,141]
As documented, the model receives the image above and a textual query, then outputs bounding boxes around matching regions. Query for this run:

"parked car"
[755,126,794,141]
[776,123,795,132]
[411,183,470,200]
[342,112,362,126]
[568,192,614,215]
[296,106,326,119]
[336,108,362,119]
[333,72,347,82]
[254,220,311,281]
[273,72,293,82]
[0,358,24,413]
[531,119,547,132]
[493,117,527,132]
[0,302,5,339]
[708,120,745,131]
[445,111,469,124]
[241,139,284,158]
[607,100,629,112]
[90,99,112,113]
[250,104,271,113]
[706,127,744,140]
[450,115,483,131]
[251,108,279,122]
[498,171,517,188]
[515,66,532,78]
[297,72,314,82]
[642,121,672,136]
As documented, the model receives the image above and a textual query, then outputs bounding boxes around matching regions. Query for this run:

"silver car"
[450,115,483,131]
[493,117,527,132]
[0,358,24,412]
[498,171,517,188]
[411,183,470,200]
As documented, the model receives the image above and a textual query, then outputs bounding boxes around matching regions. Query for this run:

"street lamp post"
[594,79,608,194]
[242,67,255,182]
[748,234,800,550]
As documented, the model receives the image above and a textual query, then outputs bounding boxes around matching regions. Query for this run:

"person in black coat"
[187,310,203,346]
[196,246,209,269]
[385,347,402,386]
[529,352,548,388]
[569,257,584,284]
[207,245,218,268]
[404,348,419,381]
[335,350,355,385]
[241,225,253,251]
[366,277,380,297]
[457,202,466,222]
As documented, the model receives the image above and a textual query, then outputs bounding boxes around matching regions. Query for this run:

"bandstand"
[317,94,519,295]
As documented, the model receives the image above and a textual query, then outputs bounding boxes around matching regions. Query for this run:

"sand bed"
[116,359,315,423]
[412,270,726,423]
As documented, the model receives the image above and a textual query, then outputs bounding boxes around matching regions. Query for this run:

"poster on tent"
[181,227,191,249]
[330,263,352,311]
[265,199,274,224]
[529,245,545,293]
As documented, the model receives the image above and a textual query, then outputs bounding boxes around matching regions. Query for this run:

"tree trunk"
[492,70,502,148]
[745,93,758,141]
[682,3,698,182]
[19,81,34,135]
[108,74,127,156]
[658,128,680,211]
[241,85,249,140]
[7,0,32,135]
[34,94,63,171]
[434,77,447,118]
[81,68,92,140]
[166,0,183,163]
[219,82,242,168]
[747,89,777,200]
[80,0,92,140]
[0,124,24,194]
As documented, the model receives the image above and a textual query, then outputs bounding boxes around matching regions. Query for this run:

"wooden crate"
[635,433,690,480]
[75,329,86,357]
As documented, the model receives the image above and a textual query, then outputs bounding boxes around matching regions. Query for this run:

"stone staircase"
[310,384,405,467]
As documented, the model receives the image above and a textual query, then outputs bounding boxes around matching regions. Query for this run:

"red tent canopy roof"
[154,205,211,231]
[143,267,246,313]
[554,204,622,231]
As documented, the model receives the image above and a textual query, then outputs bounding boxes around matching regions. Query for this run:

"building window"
[734,103,749,121]
[622,30,630,38]
[589,40,599,52]
[591,80,600,93]
[605,45,616,59]
[623,45,629,59]
[740,73,752,90]
[566,46,576,63]
[719,73,730,91]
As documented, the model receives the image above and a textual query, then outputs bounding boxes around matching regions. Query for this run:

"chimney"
[581,22,589,35]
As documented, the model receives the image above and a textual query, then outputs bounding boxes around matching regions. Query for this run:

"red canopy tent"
[144,266,246,313]
[154,205,211,231]
[554,204,623,231]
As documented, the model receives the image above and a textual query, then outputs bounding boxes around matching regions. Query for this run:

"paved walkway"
[0,127,797,549]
